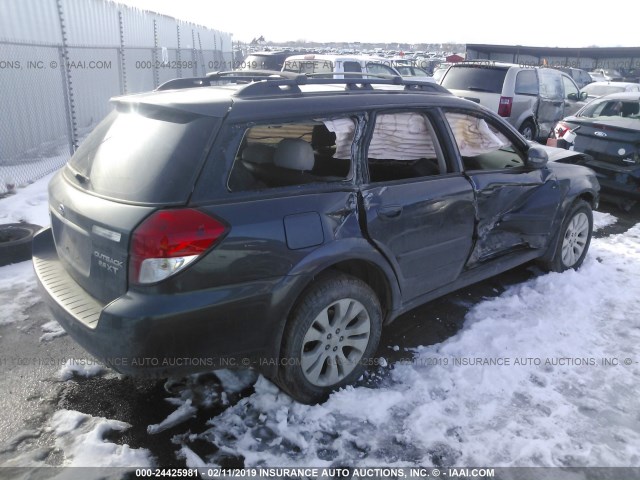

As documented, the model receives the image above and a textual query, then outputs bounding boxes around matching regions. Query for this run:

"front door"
[442,109,562,266]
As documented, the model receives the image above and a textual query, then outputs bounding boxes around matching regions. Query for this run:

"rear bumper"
[581,159,640,200]
[32,227,294,377]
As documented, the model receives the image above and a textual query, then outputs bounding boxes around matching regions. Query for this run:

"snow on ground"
[49,409,153,467]
[0,170,55,227]
[593,210,617,231]
[182,224,640,468]
[58,358,107,381]
[0,262,41,326]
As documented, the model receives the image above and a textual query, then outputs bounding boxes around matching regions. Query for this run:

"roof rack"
[155,70,450,97]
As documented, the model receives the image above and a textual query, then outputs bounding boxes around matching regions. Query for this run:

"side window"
[562,75,579,99]
[444,111,525,171]
[514,70,538,95]
[227,118,355,192]
[538,69,563,99]
[366,112,447,183]
[343,61,363,74]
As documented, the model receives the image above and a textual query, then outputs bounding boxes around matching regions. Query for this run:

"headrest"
[274,138,315,171]
[241,143,275,164]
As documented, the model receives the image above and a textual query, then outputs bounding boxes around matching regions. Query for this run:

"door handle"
[378,205,403,218]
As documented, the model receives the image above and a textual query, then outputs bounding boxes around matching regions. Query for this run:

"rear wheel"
[519,120,537,141]
[276,273,382,404]
[543,200,593,272]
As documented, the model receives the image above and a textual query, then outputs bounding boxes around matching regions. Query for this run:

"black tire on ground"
[275,272,382,404]
[519,120,537,141]
[0,223,41,267]
[542,200,593,272]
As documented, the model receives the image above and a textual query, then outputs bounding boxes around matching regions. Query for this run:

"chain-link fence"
[0,0,232,196]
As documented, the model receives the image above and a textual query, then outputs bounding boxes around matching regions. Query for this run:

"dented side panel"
[466,169,562,265]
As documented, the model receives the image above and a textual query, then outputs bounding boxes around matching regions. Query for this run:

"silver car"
[440,62,587,140]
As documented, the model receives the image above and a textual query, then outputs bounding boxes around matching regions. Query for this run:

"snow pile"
[40,320,67,342]
[147,399,197,434]
[593,210,617,231]
[50,409,153,467]
[58,358,106,381]
[147,370,258,436]
[193,225,640,468]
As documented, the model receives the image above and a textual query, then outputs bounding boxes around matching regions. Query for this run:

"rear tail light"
[130,209,227,285]
[554,121,572,138]
[497,96,513,117]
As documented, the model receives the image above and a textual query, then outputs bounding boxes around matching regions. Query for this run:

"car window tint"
[366,112,447,182]
[343,61,362,73]
[67,108,217,203]
[562,75,579,99]
[440,66,508,93]
[227,118,354,191]
[444,111,525,171]
[515,70,538,95]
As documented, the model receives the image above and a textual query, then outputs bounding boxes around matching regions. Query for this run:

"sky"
[114,0,640,48]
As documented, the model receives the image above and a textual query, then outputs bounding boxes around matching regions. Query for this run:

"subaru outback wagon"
[33,72,599,404]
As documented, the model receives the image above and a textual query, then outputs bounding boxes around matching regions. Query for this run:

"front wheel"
[544,200,593,272]
[275,273,382,404]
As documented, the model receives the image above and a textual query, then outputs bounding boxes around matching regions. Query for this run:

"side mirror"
[567,92,578,101]
[580,91,589,101]
[527,145,549,169]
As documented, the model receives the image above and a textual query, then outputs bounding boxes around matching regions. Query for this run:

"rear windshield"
[580,99,640,120]
[440,66,508,94]
[66,106,217,204]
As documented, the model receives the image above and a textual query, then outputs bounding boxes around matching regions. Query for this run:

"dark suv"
[33,72,599,404]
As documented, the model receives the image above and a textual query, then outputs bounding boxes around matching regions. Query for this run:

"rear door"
[359,110,476,301]
[442,109,562,265]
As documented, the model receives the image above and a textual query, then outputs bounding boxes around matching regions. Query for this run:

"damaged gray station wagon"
[33,72,599,404]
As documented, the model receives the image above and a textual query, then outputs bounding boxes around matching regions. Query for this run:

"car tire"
[543,200,593,272]
[275,272,382,404]
[519,120,537,141]
[0,223,41,267]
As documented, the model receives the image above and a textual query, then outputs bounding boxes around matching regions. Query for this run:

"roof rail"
[156,70,450,96]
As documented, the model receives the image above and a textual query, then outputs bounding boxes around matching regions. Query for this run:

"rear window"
[580,99,640,119]
[440,66,508,93]
[66,106,217,204]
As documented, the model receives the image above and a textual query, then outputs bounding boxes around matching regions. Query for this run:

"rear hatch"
[570,118,640,167]
[440,64,509,111]
[50,103,220,304]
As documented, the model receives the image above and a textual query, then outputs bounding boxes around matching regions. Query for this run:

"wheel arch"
[262,241,401,379]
